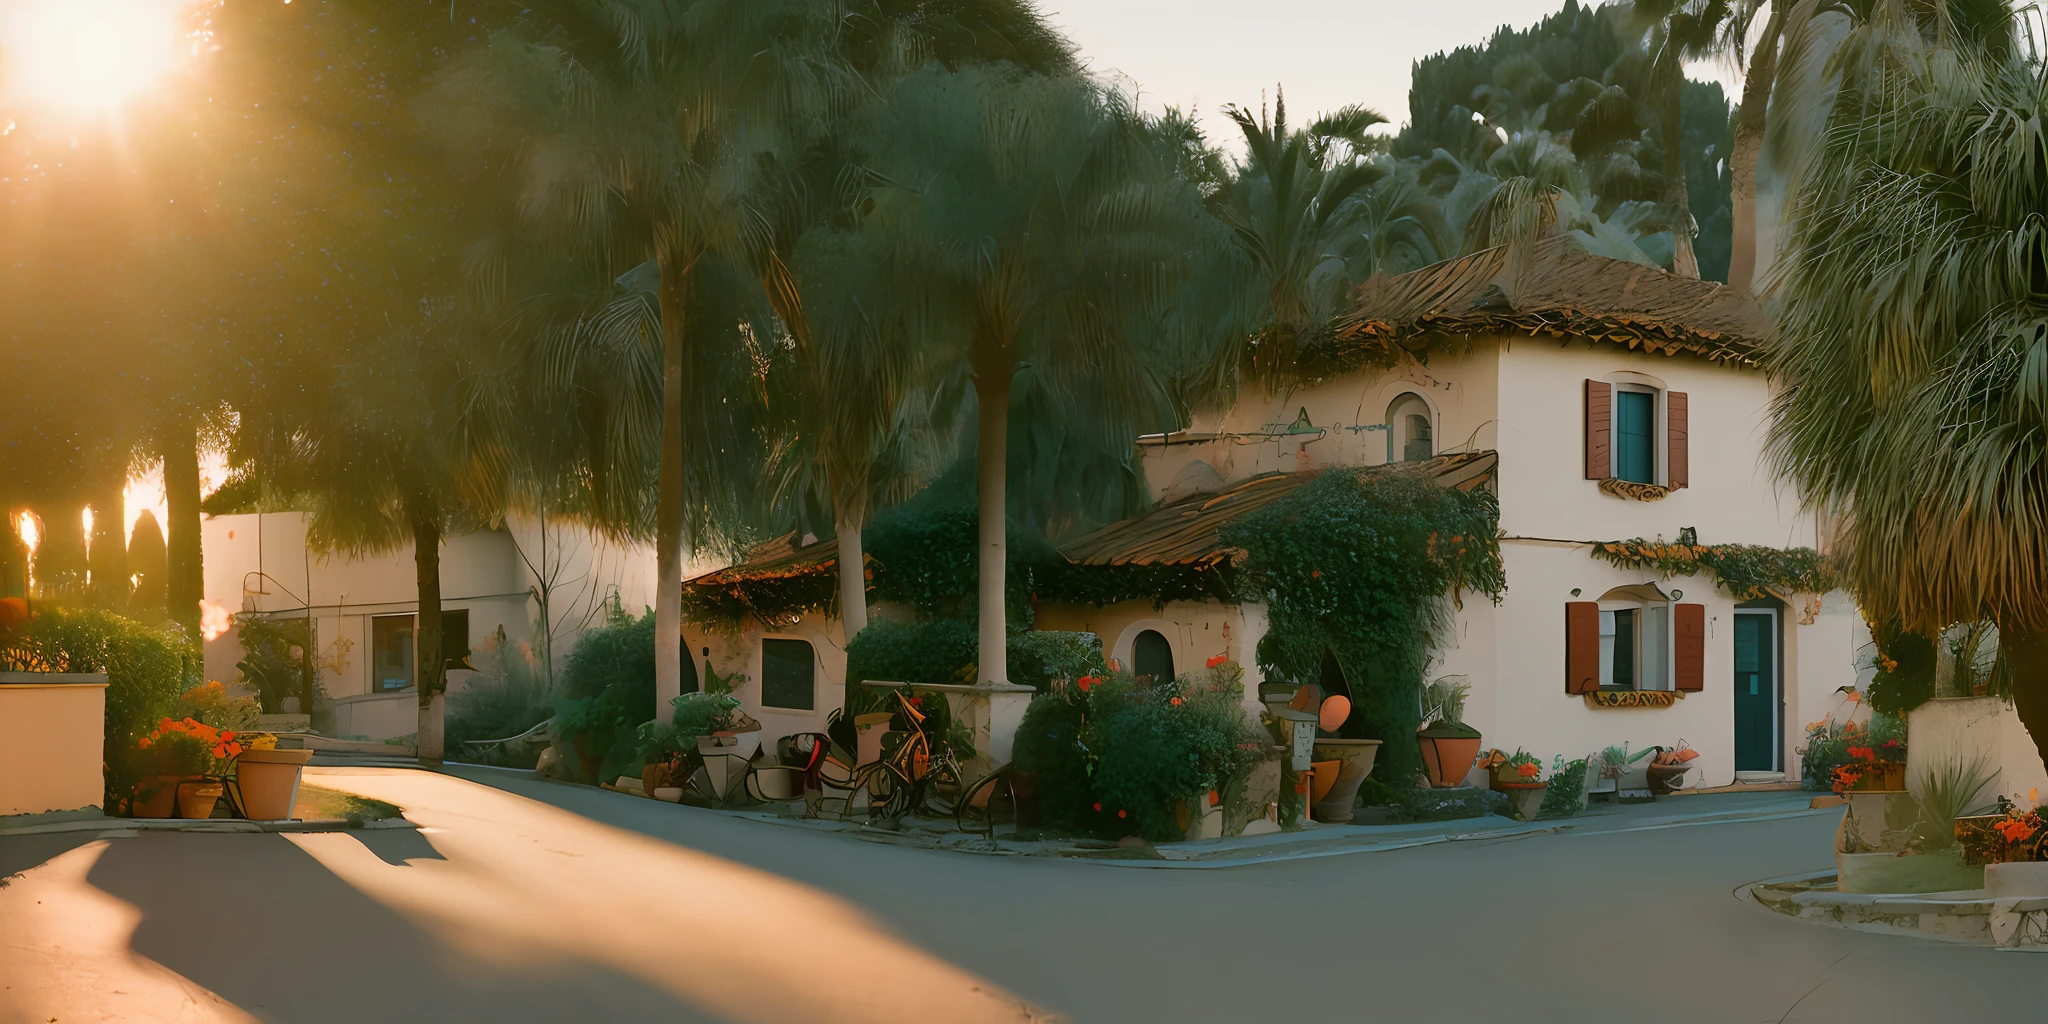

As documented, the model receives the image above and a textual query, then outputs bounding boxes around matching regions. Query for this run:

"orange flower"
[1170,697,1183,706]
[1205,655,1227,668]
[1996,819,2037,843]
[137,737,152,749]
[1516,762,1540,778]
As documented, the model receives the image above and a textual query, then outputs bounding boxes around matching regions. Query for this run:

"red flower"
[1116,809,1127,819]
[1092,802,1102,812]
[1077,676,1096,692]
[1205,655,1227,668]
[1169,697,1183,706]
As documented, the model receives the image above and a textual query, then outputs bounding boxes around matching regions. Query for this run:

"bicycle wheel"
[954,764,1013,836]
[918,754,966,817]
[862,761,915,822]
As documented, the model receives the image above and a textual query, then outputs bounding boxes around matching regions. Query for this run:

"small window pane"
[1610,609,1636,688]
[1615,390,1656,483]
[1133,629,1175,681]
[371,615,414,692]
[761,638,815,710]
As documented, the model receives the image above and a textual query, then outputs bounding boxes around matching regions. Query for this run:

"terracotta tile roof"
[685,534,846,586]
[1058,451,1498,568]
[1319,237,1767,370]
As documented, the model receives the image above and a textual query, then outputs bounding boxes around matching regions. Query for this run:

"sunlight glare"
[2,0,192,117]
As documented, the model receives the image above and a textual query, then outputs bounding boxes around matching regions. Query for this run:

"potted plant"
[1646,741,1699,795]
[1415,676,1481,789]
[230,735,310,820]
[1489,748,1541,790]
[133,717,244,819]
[1494,757,1548,821]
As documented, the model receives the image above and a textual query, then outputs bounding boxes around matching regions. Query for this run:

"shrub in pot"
[1415,676,1481,788]
[133,717,244,818]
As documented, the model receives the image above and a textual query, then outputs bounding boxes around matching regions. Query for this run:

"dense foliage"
[1589,539,1839,601]
[1010,662,1265,842]
[552,606,659,776]
[1864,620,1938,717]
[1221,468,1504,783]
[1800,713,1906,792]
[0,608,200,814]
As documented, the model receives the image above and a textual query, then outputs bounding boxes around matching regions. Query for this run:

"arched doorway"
[1133,629,1175,682]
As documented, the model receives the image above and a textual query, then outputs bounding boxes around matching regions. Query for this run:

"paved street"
[4,767,2044,1023]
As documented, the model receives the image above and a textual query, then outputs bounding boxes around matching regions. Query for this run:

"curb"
[0,815,417,838]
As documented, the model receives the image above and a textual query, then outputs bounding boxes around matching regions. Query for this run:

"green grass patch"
[292,784,403,824]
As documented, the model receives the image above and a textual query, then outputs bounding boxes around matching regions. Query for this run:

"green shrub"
[235,614,315,713]
[1865,621,1936,716]
[1010,661,1265,842]
[1799,713,1906,790]
[445,641,553,769]
[1539,757,1591,818]
[560,605,656,702]
[0,607,199,813]
[1007,630,1106,692]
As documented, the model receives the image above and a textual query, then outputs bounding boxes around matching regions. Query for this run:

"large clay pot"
[1308,760,1342,807]
[176,779,224,820]
[134,775,195,819]
[1646,762,1690,796]
[1310,738,1384,824]
[1418,734,1483,789]
[234,747,315,820]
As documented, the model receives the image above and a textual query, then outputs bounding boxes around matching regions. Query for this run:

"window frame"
[1610,383,1662,485]
[1596,596,1674,692]
[759,636,817,712]
[1385,392,1436,464]
[370,614,415,693]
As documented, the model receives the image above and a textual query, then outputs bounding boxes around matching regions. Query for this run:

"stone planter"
[1310,738,1383,824]
[233,747,314,820]
[1497,781,1547,821]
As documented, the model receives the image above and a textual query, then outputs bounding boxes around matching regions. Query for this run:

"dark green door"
[1733,613,1777,771]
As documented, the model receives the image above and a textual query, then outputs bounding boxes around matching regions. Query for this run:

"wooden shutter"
[1584,380,1612,479]
[1566,601,1600,694]
[1667,391,1689,489]
[1674,603,1706,691]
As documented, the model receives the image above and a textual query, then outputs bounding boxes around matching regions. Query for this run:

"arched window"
[1386,392,1434,463]
[1133,629,1175,682]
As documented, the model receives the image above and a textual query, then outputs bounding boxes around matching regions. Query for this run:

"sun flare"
[1,0,193,117]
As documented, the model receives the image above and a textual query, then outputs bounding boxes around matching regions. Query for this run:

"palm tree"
[434,0,850,715]
[854,66,1222,684]
[1213,90,1386,384]
[1625,0,1736,280]
[1765,3,2048,769]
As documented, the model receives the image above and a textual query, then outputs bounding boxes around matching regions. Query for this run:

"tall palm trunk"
[89,464,130,608]
[971,348,1012,687]
[405,480,445,765]
[2006,630,2048,775]
[1662,70,1700,280]
[831,466,869,639]
[163,416,204,639]
[653,242,697,720]
[1728,6,1786,294]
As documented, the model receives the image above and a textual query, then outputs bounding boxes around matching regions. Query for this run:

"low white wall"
[0,673,106,816]
[331,689,420,742]
[1908,697,2048,808]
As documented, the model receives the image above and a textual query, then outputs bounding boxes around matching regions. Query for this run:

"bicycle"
[756,690,969,822]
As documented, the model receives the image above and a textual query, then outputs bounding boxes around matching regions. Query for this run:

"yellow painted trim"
[1583,690,1684,709]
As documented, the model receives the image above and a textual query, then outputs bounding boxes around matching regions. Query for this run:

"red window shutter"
[1566,601,1600,694]
[1675,603,1706,691]
[1667,391,1689,489]
[1584,380,1612,479]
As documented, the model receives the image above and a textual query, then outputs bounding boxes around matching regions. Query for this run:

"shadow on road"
[82,830,711,1023]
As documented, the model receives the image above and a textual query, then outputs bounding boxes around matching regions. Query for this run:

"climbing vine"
[1219,467,1505,784]
[1589,539,1837,601]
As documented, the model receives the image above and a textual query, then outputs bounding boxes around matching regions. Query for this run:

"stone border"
[1744,871,2048,949]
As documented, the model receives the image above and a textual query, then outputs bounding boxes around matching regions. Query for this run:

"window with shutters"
[1585,378,1689,489]
[1595,586,1671,691]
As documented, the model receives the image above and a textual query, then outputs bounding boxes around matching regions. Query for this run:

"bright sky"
[1042,0,1744,150]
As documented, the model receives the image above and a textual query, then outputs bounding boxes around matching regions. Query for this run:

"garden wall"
[1909,697,2048,807]
[0,672,107,816]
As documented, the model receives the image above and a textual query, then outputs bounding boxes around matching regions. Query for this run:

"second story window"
[1614,387,1656,483]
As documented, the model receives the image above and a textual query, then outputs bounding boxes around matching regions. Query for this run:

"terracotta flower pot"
[234,747,314,820]
[1418,735,1483,788]
[1646,762,1690,796]
[176,779,224,820]
[134,775,195,819]
[1308,760,1343,807]
[1310,738,1383,824]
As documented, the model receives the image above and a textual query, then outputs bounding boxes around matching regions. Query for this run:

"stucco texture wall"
[0,675,106,816]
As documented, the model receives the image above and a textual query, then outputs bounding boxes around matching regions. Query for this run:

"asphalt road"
[4,766,2044,1023]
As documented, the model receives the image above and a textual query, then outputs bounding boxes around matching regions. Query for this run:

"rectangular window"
[761,638,816,711]
[441,609,470,668]
[1614,389,1656,483]
[370,614,414,692]
[1601,609,1637,689]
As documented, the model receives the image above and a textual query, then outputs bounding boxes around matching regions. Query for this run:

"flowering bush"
[1012,660,1266,841]
[174,682,263,732]
[136,717,246,778]
[1799,714,1905,791]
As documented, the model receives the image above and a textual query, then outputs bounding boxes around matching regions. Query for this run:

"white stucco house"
[201,512,657,740]
[686,238,1870,787]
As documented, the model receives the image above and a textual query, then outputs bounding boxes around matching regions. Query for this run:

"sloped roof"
[685,534,846,587]
[1059,450,1498,568]
[1321,237,1767,369]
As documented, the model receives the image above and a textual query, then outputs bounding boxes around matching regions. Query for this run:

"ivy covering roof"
[685,533,856,586]
[1314,237,1767,372]
[1058,450,1498,569]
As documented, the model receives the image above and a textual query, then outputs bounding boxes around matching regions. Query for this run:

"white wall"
[685,613,850,754]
